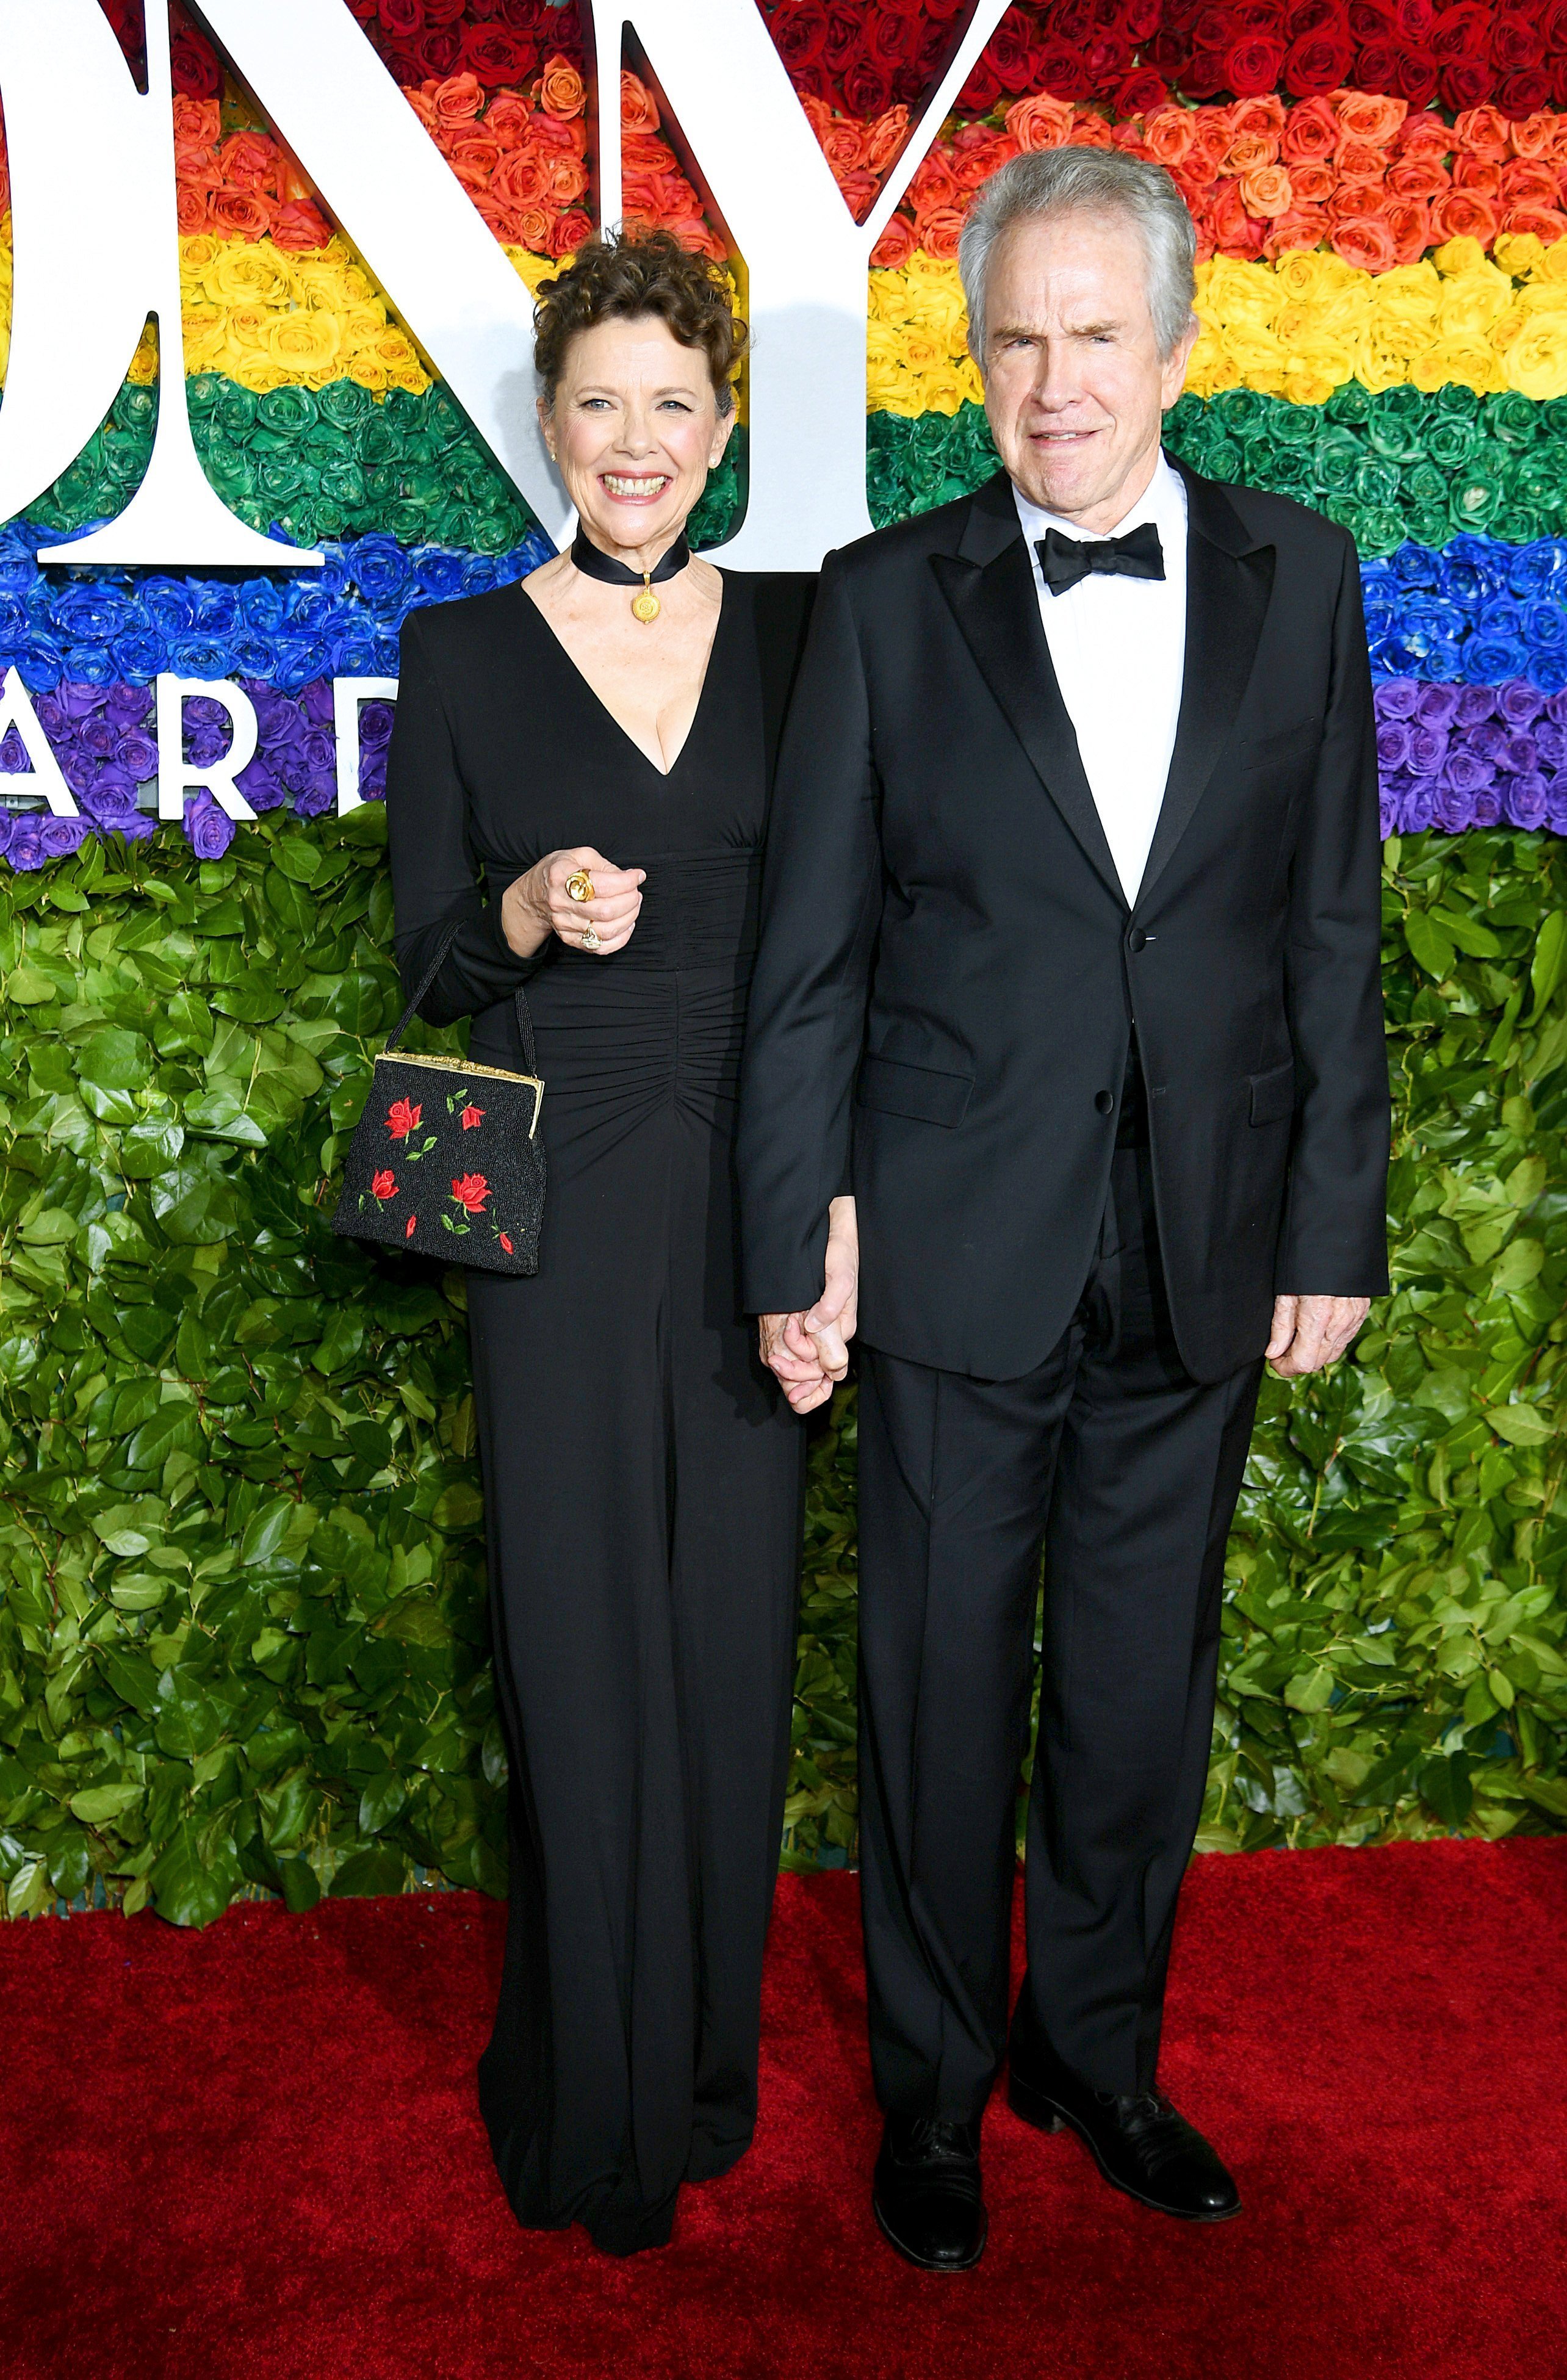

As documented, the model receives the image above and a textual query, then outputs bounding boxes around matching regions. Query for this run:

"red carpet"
[2,1840,1564,2380]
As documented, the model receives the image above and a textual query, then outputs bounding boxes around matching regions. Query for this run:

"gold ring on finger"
[566,870,595,904]
[580,923,600,950]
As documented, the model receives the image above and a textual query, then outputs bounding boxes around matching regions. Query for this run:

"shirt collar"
[1012,449,1187,550]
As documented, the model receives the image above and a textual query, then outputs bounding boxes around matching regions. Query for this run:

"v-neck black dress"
[385,571,814,2256]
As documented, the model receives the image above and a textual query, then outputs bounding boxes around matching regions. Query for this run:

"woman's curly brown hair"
[534,229,747,415]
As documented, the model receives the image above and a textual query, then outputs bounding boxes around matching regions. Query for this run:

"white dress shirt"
[1014,453,1189,907]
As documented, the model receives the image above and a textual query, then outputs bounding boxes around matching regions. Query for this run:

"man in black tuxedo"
[737,145,1389,2270]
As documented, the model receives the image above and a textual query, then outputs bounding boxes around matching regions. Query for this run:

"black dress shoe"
[872,2115,987,2271]
[1009,2046,1241,2223]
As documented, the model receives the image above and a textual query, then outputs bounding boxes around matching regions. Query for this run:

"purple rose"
[293,774,336,820]
[81,766,140,823]
[7,821,46,871]
[184,696,229,731]
[359,748,387,801]
[0,809,13,857]
[1454,683,1497,729]
[1472,786,1504,828]
[359,700,395,754]
[1377,722,1411,772]
[40,815,86,857]
[1547,788,1567,835]
[233,756,288,813]
[182,790,235,860]
[1400,782,1436,833]
[1378,793,1400,840]
[1504,773,1549,829]
[110,812,157,845]
[1473,720,1511,765]
[77,714,116,761]
[1431,782,1477,834]
[1375,678,1421,721]
[1535,721,1566,770]
[1547,690,1567,729]
[0,727,29,772]
[104,682,153,734]
[56,681,106,721]
[301,678,335,730]
[1443,749,1493,795]
[1498,679,1545,727]
[1503,732,1539,774]
[186,718,234,768]
[1408,724,1449,776]
[32,693,68,739]
[119,730,159,783]
[1414,682,1461,729]
[60,748,97,796]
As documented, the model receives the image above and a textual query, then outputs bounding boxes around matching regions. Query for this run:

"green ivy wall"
[1,815,1565,1924]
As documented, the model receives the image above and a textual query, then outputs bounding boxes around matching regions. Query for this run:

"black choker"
[570,529,691,623]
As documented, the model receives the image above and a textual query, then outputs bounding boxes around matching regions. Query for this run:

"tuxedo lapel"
[1137,463,1276,907]
[931,474,1125,909]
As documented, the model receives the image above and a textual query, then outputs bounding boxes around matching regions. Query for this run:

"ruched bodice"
[384,564,815,2259]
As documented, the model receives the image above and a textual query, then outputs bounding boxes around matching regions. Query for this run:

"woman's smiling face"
[541,314,732,562]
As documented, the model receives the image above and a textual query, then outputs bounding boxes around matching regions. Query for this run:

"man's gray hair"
[959,147,1198,365]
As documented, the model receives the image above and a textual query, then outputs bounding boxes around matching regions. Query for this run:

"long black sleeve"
[737,556,883,1314]
[385,607,545,1026]
[1277,533,1391,1295]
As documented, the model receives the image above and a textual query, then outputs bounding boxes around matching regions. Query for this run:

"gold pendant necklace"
[631,575,661,625]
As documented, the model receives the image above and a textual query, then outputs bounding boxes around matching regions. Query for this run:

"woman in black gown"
[385,233,813,2254]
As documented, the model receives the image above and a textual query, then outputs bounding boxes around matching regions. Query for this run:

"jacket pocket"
[1248,1057,1296,1127]
[857,1053,974,1128]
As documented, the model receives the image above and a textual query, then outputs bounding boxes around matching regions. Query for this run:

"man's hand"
[759,1196,860,1415]
[1267,1294,1369,1378]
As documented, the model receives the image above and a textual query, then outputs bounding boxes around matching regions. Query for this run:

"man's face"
[976,210,1197,535]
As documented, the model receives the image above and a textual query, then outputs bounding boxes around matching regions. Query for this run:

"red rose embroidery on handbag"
[387,1097,422,1140]
[460,1103,485,1130]
[405,1213,417,1238]
[499,1233,514,1253]
[450,1174,489,1214]
[371,1170,397,1200]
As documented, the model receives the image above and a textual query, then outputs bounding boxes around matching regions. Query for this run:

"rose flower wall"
[0,0,1565,1928]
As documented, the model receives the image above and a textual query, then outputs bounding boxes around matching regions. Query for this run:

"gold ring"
[566,870,594,904]
[580,923,600,950]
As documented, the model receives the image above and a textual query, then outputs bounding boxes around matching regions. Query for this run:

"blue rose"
[238,577,287,635]
[141,578,197,634]
[345,533,414,612]
[15,632,63,691]
[63,646,115,687]
[1390,544,1440,588]
[412,549,469,605]
[1464,635,1529,683]
[315,548,353,600]
[53,586,137,643]
[1508,539,1567,599]
[284,585,337,634]
[110,630,168,682]
[268,633,328,690]
[190,585,240,638]
[1530,652,1567,696]
[329,631,379,677]
[168,635,234,679]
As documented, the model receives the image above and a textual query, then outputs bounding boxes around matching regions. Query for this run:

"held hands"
[502,846,646,960]
[1267,1293,1369,1378]
[759,1195,860,1415]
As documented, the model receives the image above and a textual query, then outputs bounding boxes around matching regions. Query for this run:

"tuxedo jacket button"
[1094,1089,1115,1116]
[1128,927,1147,953]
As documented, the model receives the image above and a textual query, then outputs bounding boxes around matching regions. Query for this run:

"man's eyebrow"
[987,317,1125,341]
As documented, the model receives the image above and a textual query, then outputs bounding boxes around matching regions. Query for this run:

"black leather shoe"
[1009,2046,1241,2223]
[872,2115,987,2271]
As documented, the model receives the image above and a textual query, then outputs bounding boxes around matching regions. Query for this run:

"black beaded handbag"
[331,926,546,1276]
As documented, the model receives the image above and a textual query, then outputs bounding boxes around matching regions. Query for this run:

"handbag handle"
[384,918,539,1076]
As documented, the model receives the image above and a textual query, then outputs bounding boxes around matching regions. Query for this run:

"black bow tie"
[1036,521,1165,597]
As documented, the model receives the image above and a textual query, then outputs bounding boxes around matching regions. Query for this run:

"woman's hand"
[501,847,646,959]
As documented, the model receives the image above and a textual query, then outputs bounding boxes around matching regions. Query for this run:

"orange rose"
[952,134,1018,192]
[514,203,552,253]
[1385,198,1433,267]
[838,168,879,222]
[432,71,485,128]
[484,94,531,151]
[219,129,279,195]
[819,117,866,178]
[1396,112,1452,155]
[1504,204,1567,242]
[621,70,658,135]
[1501,159,1562,207]
[1430,189,1500,243]
[1331,214,1399,272]
[1335,92,1406,145]
[175,184,212,236]
[172,95,221,166]
[909,151,957,212]
[1184,117,1232,184]
[1141,105,1197,168]
[1004,94,1073,153]
[1068,114,1114,150]
[210,189,273,240]
[1205,179,1260,254]
[494,149,548,209]
[865,106,911,179]
[1337,137,1389,184]
[1281,96,1338,164]
[871,212,918,270]
[1230,95,1285,141]
[1238,165,1292,217]
[1386,155,1450,201]
[1288,160,1336,205]
[1261,206,1330,260]
[535,114,588,160]
[538,54,585,121]
[271,200,331,253]
[552,209,593,260]
[1453,106,1511,160]
[1225,131,1280,175]
[799,93,833,144]
[918,207,966,261]
[546,153,588,207]
[449,134,502,187]
[1508,114,1565,163]
[1453,156,1502,197]
[402,85,441,140]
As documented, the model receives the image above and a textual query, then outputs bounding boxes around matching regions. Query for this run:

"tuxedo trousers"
[856,1135,1263,2116]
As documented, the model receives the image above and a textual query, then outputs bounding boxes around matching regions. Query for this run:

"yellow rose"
[865,354,917,416]
[1431,235,1490,281]
[348,355,390,393]
[1504,312,1567,399]
[505,245,557,301]
[1355,320,1426,389]
[1272,248,1357,308]
[915,362,976,416]
[267,309,344,372]
[1280,338,1352,405]
[235,361,293,395]
[1410,335,1507,395]
[128,320,159,385]
[866,270,913,327]
[209,240,294,309]
[1181,322,1236,400]
[1529,240,1567,287]
[1436,267,1512,340]
[179,302,228,375]
[220,302,273,358]
[1494,232,1549,281]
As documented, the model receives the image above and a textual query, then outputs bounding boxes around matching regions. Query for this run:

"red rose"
[1034,40,1091,101]
[418,27,464,76]
[1439,60,1491,111]
[499,1233,514,1254]
[450,1174,490,1214]
[1225,35,1288,95]
[841,59,896,118]
[423,0,467,23]
[870,212,919,269]
[1497,68,1554,118]
[772,4,829,73]
[1115,68,1170,114]
[821,9,863,76]
[1388,48,1439,104]
[406,1214,417,1239]
[1182,51,1233,101]
[463,26,529,81]
[170,24,221,98]
[1283,30,1356,90]
[387,1098,422,1141]
[957,57,1004,113]
[378,0,423,34]
[460,1104,485,1131]
[372,1170,397,1200]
